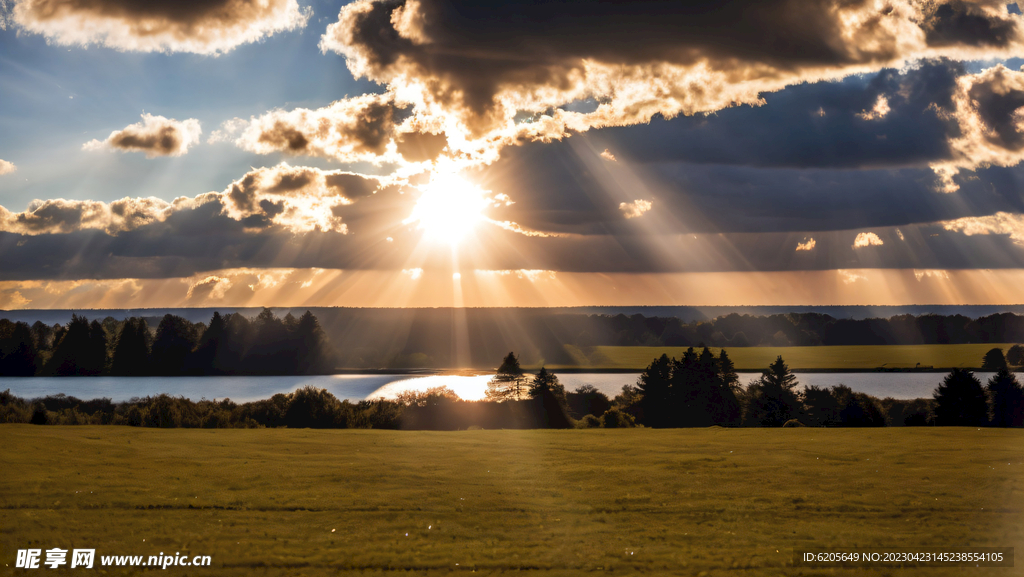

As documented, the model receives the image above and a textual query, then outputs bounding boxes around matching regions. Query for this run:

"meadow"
[2,426,1021,575]
[560,343,1019,370]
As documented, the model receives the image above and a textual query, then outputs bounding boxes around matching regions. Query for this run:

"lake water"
[0,372,996,403]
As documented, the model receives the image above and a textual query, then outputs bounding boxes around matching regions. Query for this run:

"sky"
[2,0,1024,308]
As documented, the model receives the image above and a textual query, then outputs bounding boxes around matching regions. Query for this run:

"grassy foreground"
[1,426,1022,576]
[561,343,1020,370]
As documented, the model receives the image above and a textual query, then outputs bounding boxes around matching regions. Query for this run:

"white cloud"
[600,149,617,162]
[941,211,1024,245]
[852,232,884,248]
[0,158,16,175]
[795,238,816,251]
[620,199,652,219]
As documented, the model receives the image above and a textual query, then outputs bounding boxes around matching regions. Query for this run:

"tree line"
[2,349,1021,429]
[0,308,334,376]
[568,312,1024,348]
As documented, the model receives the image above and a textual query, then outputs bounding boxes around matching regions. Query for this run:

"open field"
[559,343,1021,371]
[2,426,1021,575]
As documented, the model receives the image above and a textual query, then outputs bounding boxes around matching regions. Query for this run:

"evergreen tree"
[295,310,331,374]
[982,348,1008,371]
[637,354,672,427]
[712,349,742,426]
[485,352,527,401]
[933,368,988,426]
[222,313,254,374]
[45,315,94,376]
[84,320,109,375]
[743,355,802,426]
[247,308,292,374]
[151,314,197,375]
[189,311,227,375]
[987,367,1024,427]
[527,367,572,428]
[528,367,566,402]
[110,318,151,376]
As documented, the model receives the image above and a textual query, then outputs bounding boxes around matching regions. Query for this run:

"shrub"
[601,408,635,428]
[576,414,601,428]
[782,419,806,427]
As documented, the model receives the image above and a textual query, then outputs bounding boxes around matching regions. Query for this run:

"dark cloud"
[10,0,309,54]
[322,0,1024,139]
[84,114,201,158]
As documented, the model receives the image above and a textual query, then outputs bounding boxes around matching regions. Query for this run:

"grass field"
[559,343,1021,370]
[2,426,1022,575]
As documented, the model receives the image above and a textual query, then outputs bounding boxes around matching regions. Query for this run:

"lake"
[0,371,996,403]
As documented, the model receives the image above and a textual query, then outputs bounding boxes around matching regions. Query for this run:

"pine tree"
[637,354,672,427]
[151,314,197,375]
[485,352,527,401]
[111,318,151,376]
[743,355,801,426]
[987,368,1024,427]
[933,368,988,426]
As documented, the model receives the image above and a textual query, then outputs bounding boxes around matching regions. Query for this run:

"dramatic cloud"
[84,114,202,158]
[941,211,1024,243]
[796,238,817,251]
[0,163,388,236]
[600,149,617,162]
[619,199,652,219]
[853,231,885,247]
[0,159,15,175]
[233,93,451,166]
[8,0,310,54]
[316,0,1024,165]
[0,196,196,235]
[931,64,1024,191]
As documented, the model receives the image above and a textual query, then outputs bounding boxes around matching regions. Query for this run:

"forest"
[0,308,334,376]
[3,308,1024,370]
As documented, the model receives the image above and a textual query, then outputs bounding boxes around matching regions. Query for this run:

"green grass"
[558,343,1021,370]
[2,426,1022,575]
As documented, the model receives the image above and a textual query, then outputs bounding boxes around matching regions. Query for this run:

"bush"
[782,419,806,427]
[601,408,635,428]
[576,414,601,428]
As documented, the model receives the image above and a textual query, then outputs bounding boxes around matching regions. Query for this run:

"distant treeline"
[0,309,334,376]
[2,309,1024,368]
[4,350,1021,429]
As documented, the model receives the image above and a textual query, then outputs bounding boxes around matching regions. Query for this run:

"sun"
[405,172,490,246]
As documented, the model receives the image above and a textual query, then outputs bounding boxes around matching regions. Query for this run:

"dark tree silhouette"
[295,310,332,374]
[247,308,293,374]
[189,311,227,375]
[987,368,1024,427]
[982,348,1008,371]
[527,367,572,428]
[45,315,101,376]
[933,368,988,426]
[637,354,672,427]
[802,385,840,427]
[151,314,197,376]
[110,318,151,376]
[1007,344,1024,367]
[0,321,38,376]
[222,313,255,373]
[832,385,886,427]
[711,349,742,426]
[743,355,802,427]
[283,386,344,428]
[485,352,527,401]
[566,385,611,419]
